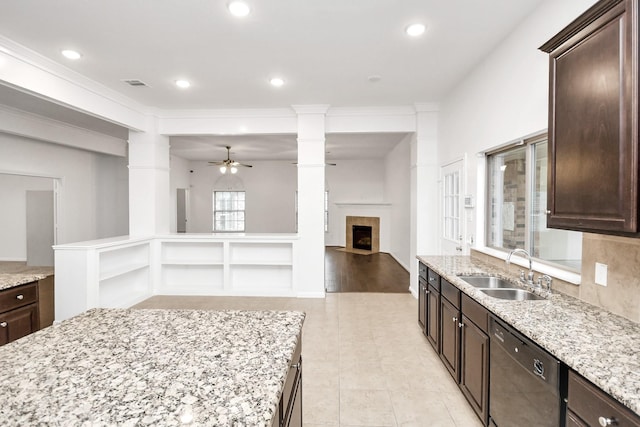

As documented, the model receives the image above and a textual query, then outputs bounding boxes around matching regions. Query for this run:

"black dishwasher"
[489,316,561,427]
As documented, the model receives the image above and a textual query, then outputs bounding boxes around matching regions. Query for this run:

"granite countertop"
[0,308,305,426]
[0,262,54,291]
[418,255,640,417]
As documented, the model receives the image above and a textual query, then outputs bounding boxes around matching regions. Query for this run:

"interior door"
[440,159,465,255]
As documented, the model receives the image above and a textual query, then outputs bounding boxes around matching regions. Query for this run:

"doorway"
[0,173,58,266]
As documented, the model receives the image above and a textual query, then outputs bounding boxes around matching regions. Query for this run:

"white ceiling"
[0,0,546,160]
[171,132,410,162]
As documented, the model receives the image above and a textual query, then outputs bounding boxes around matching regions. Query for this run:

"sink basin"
[458,276,515,289]
[480,288,546,301]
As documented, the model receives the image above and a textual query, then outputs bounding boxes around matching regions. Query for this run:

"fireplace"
[345,216,380,253]
[352,225,372,250]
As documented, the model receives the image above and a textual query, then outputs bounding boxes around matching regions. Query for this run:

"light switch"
[595,262,608,287]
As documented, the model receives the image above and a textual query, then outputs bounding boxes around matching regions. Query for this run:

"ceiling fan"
[208,146,253,174]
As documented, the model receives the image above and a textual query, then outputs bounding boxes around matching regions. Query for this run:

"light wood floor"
[325,246,410,293]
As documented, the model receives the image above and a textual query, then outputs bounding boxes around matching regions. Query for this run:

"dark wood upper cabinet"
[540,0,640,235]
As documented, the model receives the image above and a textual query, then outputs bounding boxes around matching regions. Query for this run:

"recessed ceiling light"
[175,79,191,88]
[405,23,426,37]
[270,77,284,87]
[61,49,82,60]
[228,1,250,17]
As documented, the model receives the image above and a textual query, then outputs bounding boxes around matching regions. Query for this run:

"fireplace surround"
[345,216,380,253]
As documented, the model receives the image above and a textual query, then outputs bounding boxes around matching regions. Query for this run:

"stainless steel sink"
[480,288,546,301]
[458,276,515,289]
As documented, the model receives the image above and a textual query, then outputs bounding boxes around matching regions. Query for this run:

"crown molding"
[0,35,150,130]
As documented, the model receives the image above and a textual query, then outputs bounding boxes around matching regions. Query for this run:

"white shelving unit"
[54,234,300,321]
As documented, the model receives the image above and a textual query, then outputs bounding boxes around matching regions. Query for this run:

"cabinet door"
[440,297,460,382]
[425,286,440,353]
[0,304,38,346]
[460,315,489,426]
[542,0,637,233]
[566,410,588,427]
[418,279,427,330]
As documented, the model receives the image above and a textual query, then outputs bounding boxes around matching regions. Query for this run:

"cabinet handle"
[545,210,551,214]
[459,322,464,328]
[16,294,24,300]
[599,417,618,426]
[290,362,301,370]
[425,290,430,295]
[452,317,457,323]
[0,322,6,328]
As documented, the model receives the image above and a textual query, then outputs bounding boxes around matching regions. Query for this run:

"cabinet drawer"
[461,293,488,333]
[441,279,460,308]
[419,263,428,280]
[0,283,37,313]
[568,370,640,427]
[427,269,440,291]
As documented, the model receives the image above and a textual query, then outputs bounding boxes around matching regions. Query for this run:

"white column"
[410,103,440,295]
[294,105,329,297]
[128,117,171,236]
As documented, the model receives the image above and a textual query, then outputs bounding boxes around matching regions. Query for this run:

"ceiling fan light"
[230,166,238,174]
[220,166,227,174]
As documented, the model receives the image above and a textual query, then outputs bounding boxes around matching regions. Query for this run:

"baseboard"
[297,291,326,298]
[0,258,27,262]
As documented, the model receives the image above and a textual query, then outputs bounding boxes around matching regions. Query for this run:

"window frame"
[213,190,246,232]
[482,132,582,278]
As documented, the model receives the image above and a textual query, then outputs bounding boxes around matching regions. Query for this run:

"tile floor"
[133,293,483,427]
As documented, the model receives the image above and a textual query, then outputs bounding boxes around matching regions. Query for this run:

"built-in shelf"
[54,234,299,320]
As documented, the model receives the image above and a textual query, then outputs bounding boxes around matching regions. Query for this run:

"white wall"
[438,0,598,248]
[325,159,386,247]
[0,174,53,260]
[0,132,129,247]
[187,159,297,233]
[385,134,411,269]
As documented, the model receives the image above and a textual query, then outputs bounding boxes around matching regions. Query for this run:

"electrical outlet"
[595,262,608,287]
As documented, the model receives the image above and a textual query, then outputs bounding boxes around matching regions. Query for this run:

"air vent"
[121,79,149,87]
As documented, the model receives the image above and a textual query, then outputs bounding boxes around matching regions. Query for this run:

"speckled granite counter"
[0,308,305,426]
[418,255,640,417]
[0,262,53,291]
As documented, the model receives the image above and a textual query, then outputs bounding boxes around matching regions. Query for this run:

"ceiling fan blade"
[208,161,225,165]
[237,163,253,168]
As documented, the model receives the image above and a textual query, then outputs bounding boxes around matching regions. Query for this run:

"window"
[486,135,582,270]
[213,191,245,231]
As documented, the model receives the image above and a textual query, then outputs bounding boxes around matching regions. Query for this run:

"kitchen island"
[0,308,305,426]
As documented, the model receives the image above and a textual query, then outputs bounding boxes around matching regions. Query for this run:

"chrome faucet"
[537,274,553,293]
[506,248,535,285]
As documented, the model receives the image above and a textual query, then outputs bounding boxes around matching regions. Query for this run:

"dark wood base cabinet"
[567,370,640,427]
[417,270,490,427]
[440,296,460,381]
[0,282,39,346]
[0,276,55,347]
[425,268,441,353]
[272,336,302,427]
